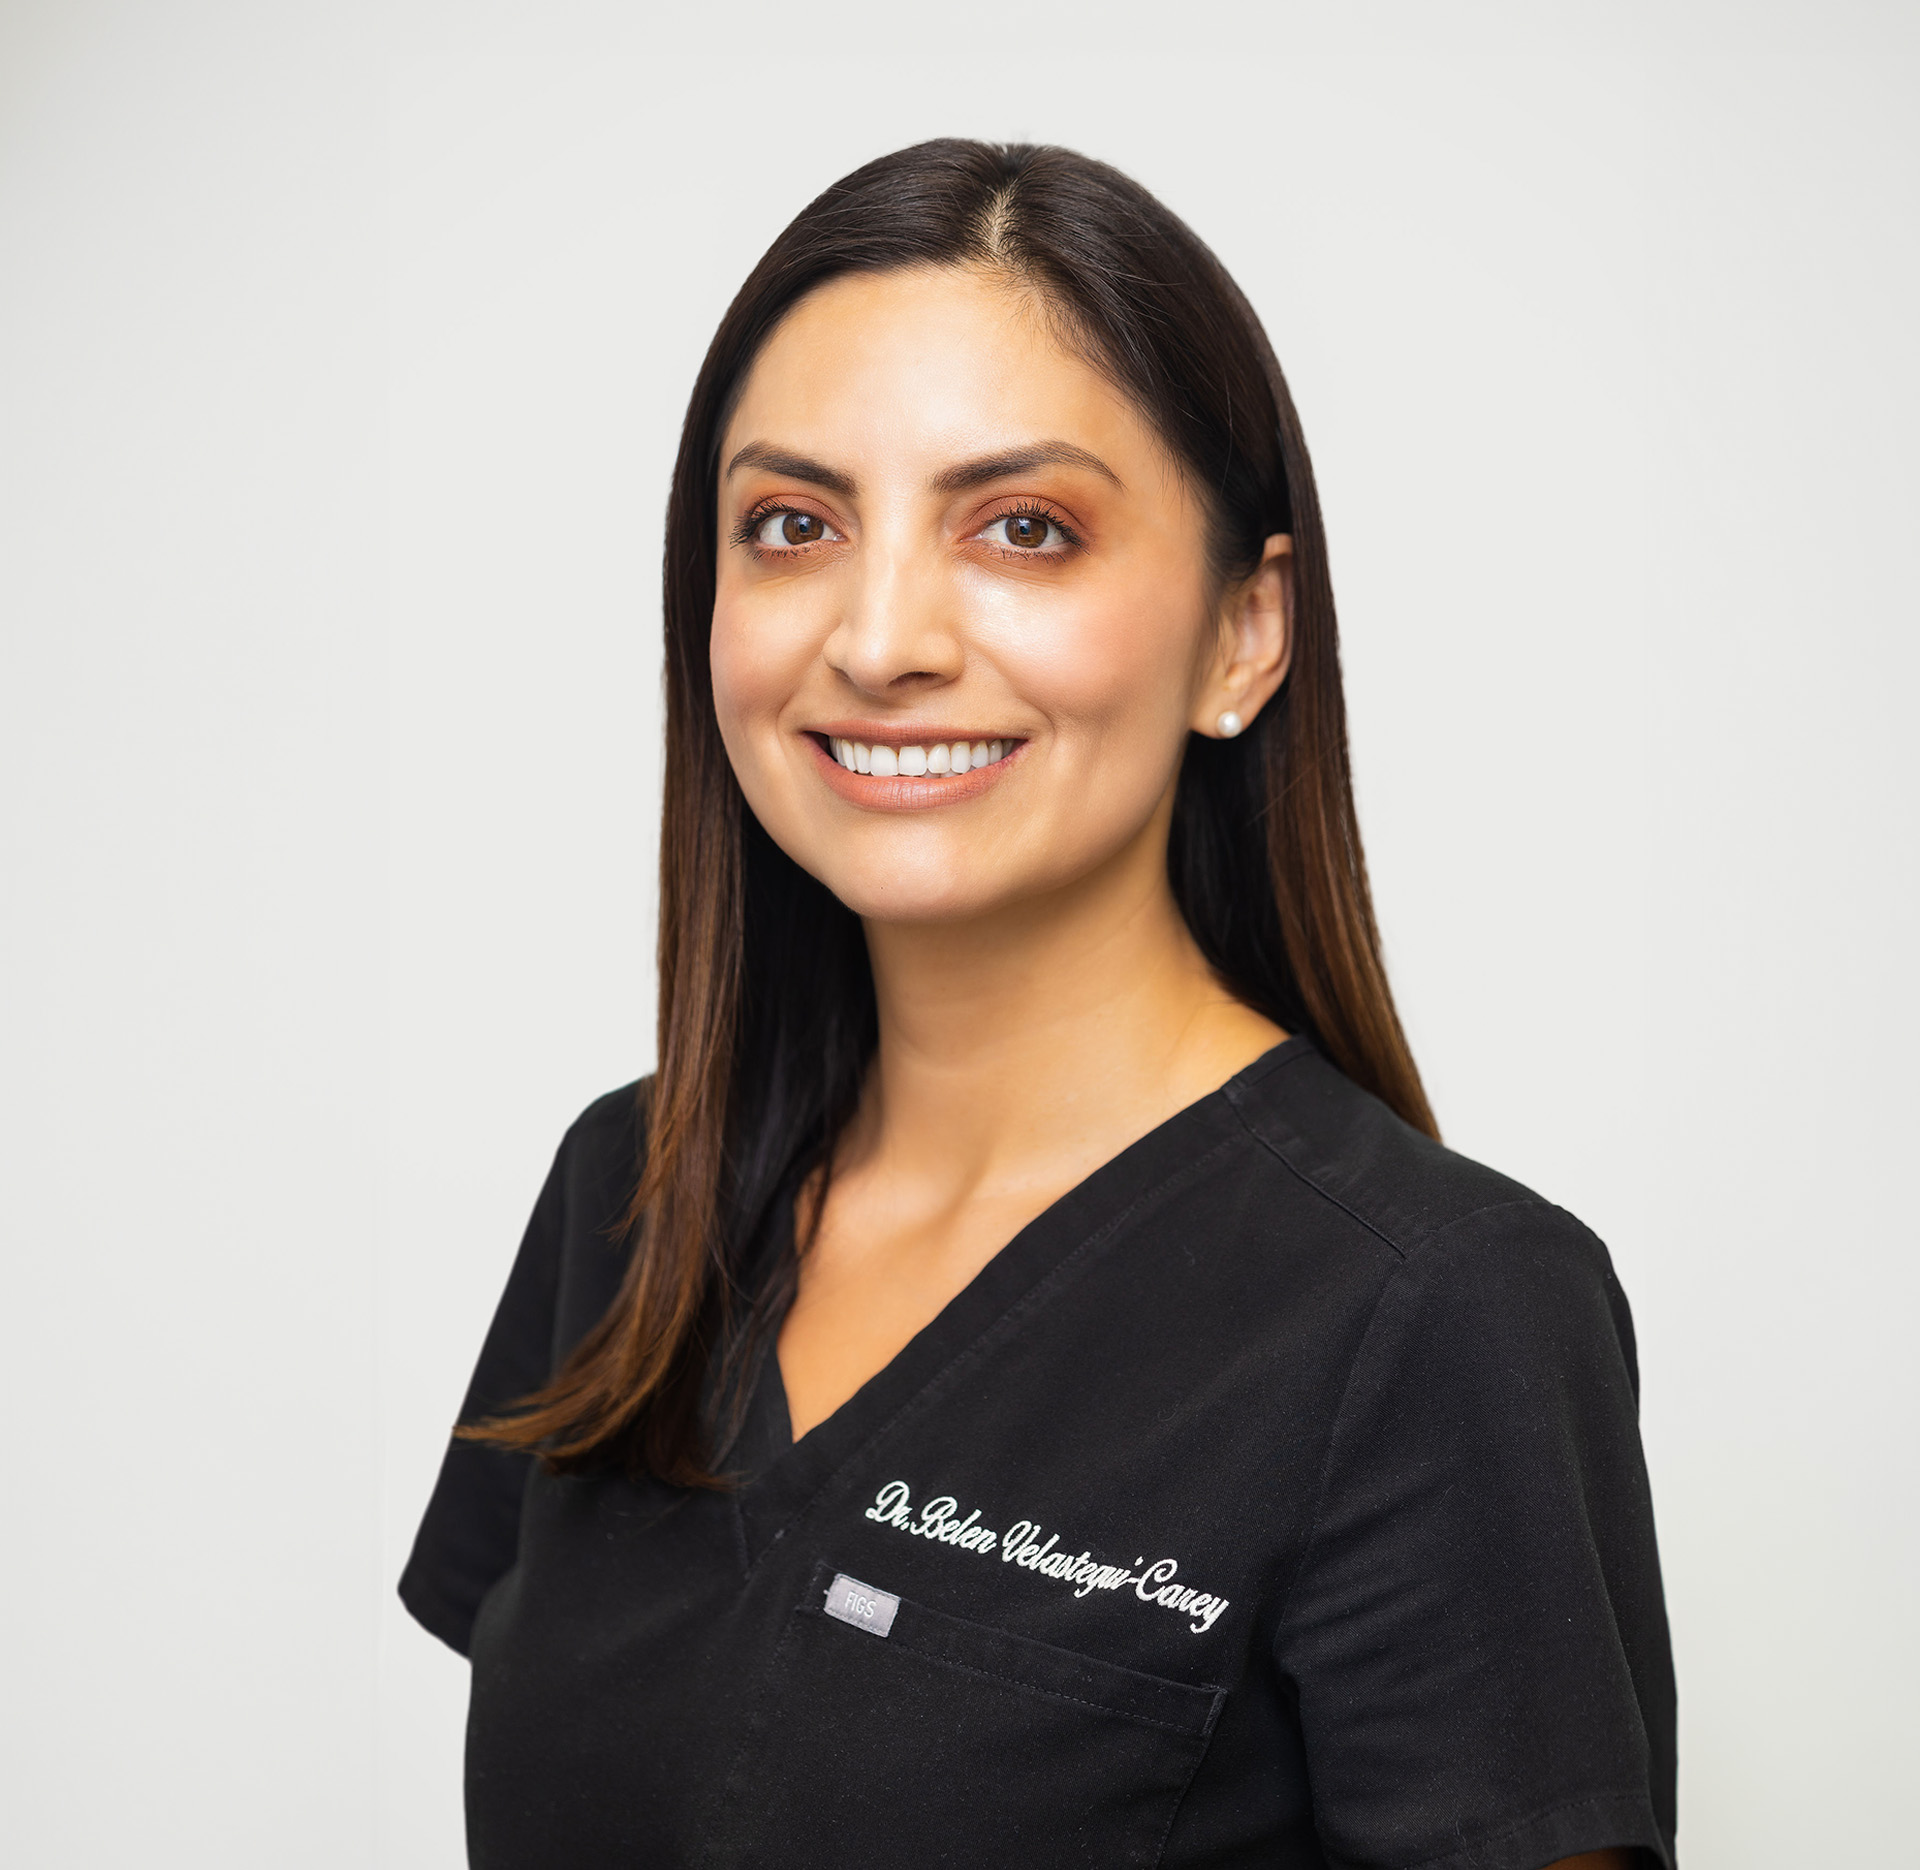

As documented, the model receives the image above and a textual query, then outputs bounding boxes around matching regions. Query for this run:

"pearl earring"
[1216,710,1244,738]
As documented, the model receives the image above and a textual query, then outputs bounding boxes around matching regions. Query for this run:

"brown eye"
[986,512,1062,552]
[751,508,839,549]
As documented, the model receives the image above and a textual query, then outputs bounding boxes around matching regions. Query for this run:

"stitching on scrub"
[1420,1196,1568,1237]
[843,1622,1218,1738]
[1395,1787,1668,1870]
[744,1131,1245,1580]
[1226,1084,1572,1267]
[1221,1086,1406,1257]
[1264,1196,1566,1640]
[1143,1701,1229,1870]
[1264,1250,1409,1630]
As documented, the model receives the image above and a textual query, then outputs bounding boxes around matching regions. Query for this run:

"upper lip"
[808,723,1021,747]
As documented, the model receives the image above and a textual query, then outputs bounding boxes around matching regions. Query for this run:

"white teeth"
[833,737,1014,776]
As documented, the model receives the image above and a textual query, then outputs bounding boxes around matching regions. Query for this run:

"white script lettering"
[861,1482,1229,1636]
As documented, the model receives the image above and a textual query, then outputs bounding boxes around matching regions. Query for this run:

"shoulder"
[539,1075,652,1361]
[563,1075,651,1155]
[1222,1041,1634,1375]
[547,1075,651,1208]
[1225,1040,1549,1255]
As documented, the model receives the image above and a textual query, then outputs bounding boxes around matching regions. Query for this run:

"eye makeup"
[728,494,1089,564]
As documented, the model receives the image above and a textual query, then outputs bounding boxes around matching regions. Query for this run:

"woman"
[401,141,1675,1870]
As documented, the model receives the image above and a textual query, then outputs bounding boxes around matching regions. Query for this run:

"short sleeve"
[1272,1201,1677,1870]
[397,1084,643,1656]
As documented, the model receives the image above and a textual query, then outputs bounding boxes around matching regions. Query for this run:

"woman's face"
[710,265,1283,925]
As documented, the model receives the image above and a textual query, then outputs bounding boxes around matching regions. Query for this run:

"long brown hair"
[465,140,1436,1485]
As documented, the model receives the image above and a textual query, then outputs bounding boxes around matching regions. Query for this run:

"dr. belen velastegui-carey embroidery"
[862,1479,1232,1635]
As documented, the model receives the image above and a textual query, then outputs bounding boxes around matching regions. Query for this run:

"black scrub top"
[401,1039,1677,1870]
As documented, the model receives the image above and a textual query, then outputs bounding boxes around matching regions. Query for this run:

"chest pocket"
[701,1559,1225,1869]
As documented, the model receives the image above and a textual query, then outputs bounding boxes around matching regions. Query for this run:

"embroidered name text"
[862,1480,1230,1635]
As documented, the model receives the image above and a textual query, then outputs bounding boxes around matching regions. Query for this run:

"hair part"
[461,139,1436,1485]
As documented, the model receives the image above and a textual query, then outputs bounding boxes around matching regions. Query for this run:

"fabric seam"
[1146,1714,1231,1870]
[1266,1197,1565,1629]
[1220,1089,1407,1258]
[1395,1785,1670,1870]
[1223,1082,1568,1265]
[803,1607,1220,1738]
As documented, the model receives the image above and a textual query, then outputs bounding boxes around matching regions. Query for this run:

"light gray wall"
[3,3,1913,1864]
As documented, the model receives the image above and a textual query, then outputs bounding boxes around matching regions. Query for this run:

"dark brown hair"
[465,139,1436,1484]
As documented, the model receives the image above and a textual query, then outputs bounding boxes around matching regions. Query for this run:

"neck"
[848,813,1285,1203]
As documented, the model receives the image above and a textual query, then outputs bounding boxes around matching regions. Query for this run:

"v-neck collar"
[731,1036,1311,1573]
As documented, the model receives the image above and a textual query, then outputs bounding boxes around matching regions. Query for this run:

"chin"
[814,864,1009,926]
[805,830,1128,927]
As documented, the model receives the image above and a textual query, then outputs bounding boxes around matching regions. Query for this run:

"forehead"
[722,266,1168,480]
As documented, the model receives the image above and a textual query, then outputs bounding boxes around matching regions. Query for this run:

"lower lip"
[806,736,1024,811]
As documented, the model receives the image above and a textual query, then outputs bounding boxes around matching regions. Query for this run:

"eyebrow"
[929,442,1123,494]
[723,443,857,497]
[722,438,1124,500]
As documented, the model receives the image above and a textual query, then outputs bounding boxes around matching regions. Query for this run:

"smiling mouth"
[817,734,1017,778]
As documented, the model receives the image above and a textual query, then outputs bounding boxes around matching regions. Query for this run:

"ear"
[1194,534,1292,737]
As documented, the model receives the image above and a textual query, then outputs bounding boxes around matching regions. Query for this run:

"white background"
[3,2,1915,1864]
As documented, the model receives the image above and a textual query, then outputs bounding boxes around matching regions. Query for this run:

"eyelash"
[728,497,1087,559]
[978,500,1085,559]
[731,499,833,557]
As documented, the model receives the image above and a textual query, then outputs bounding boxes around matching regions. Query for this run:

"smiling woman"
[711,265,1293,936]
[399,141,1674,1870]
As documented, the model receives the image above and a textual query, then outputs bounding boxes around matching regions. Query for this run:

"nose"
[822,534,964,698]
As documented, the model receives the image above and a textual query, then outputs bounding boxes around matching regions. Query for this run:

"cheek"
[981,572,1204,739]
[709,588,806,743]
[706,589,820,835]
